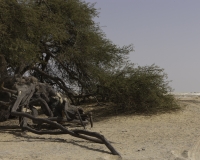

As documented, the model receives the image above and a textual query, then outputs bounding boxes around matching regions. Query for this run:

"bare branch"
[1,82,17,95]
[0,75,120,156]
[0,100,11,106]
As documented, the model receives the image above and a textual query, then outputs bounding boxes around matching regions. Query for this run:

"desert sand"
[1,94,200,160]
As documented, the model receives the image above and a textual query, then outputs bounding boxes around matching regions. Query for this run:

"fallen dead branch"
[0,76,121,156]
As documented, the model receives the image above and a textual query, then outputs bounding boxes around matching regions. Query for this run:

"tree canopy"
[0,0,178,113]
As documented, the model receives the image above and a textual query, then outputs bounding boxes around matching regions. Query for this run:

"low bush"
[96,64,179,113]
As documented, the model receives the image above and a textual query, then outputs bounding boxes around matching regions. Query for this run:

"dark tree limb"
[46,51,85,87]
[31,67,73,95]
[1,76,121,156]
[31,67,75,103]
[12,111,120,156]
[73,130,121,156]
[76,108,85,129]
[0,100,11,106]
[11,93,120,157]
[29,98,53,117]
[1,82,18,95]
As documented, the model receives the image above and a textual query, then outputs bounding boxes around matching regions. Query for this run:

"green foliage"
[0,0,178,113]
[0,0,41,67]
[96,64,179,113]
[0,0,131,82]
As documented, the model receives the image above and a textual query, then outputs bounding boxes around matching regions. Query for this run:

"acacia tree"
[0,0,178,113]
[0,0,131,98]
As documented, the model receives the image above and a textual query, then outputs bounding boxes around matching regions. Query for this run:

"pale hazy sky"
[84,0,200,92]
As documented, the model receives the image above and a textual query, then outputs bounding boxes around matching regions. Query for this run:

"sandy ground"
[1,94,200,160]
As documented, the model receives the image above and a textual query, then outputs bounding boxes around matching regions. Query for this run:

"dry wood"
[0,76,121,156]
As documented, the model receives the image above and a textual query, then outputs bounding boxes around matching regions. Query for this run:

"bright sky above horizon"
[84,0,200,92]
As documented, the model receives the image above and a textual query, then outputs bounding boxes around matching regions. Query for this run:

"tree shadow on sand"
[0,123,111,155]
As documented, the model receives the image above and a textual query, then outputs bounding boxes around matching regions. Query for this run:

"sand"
[1,94,200,160]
